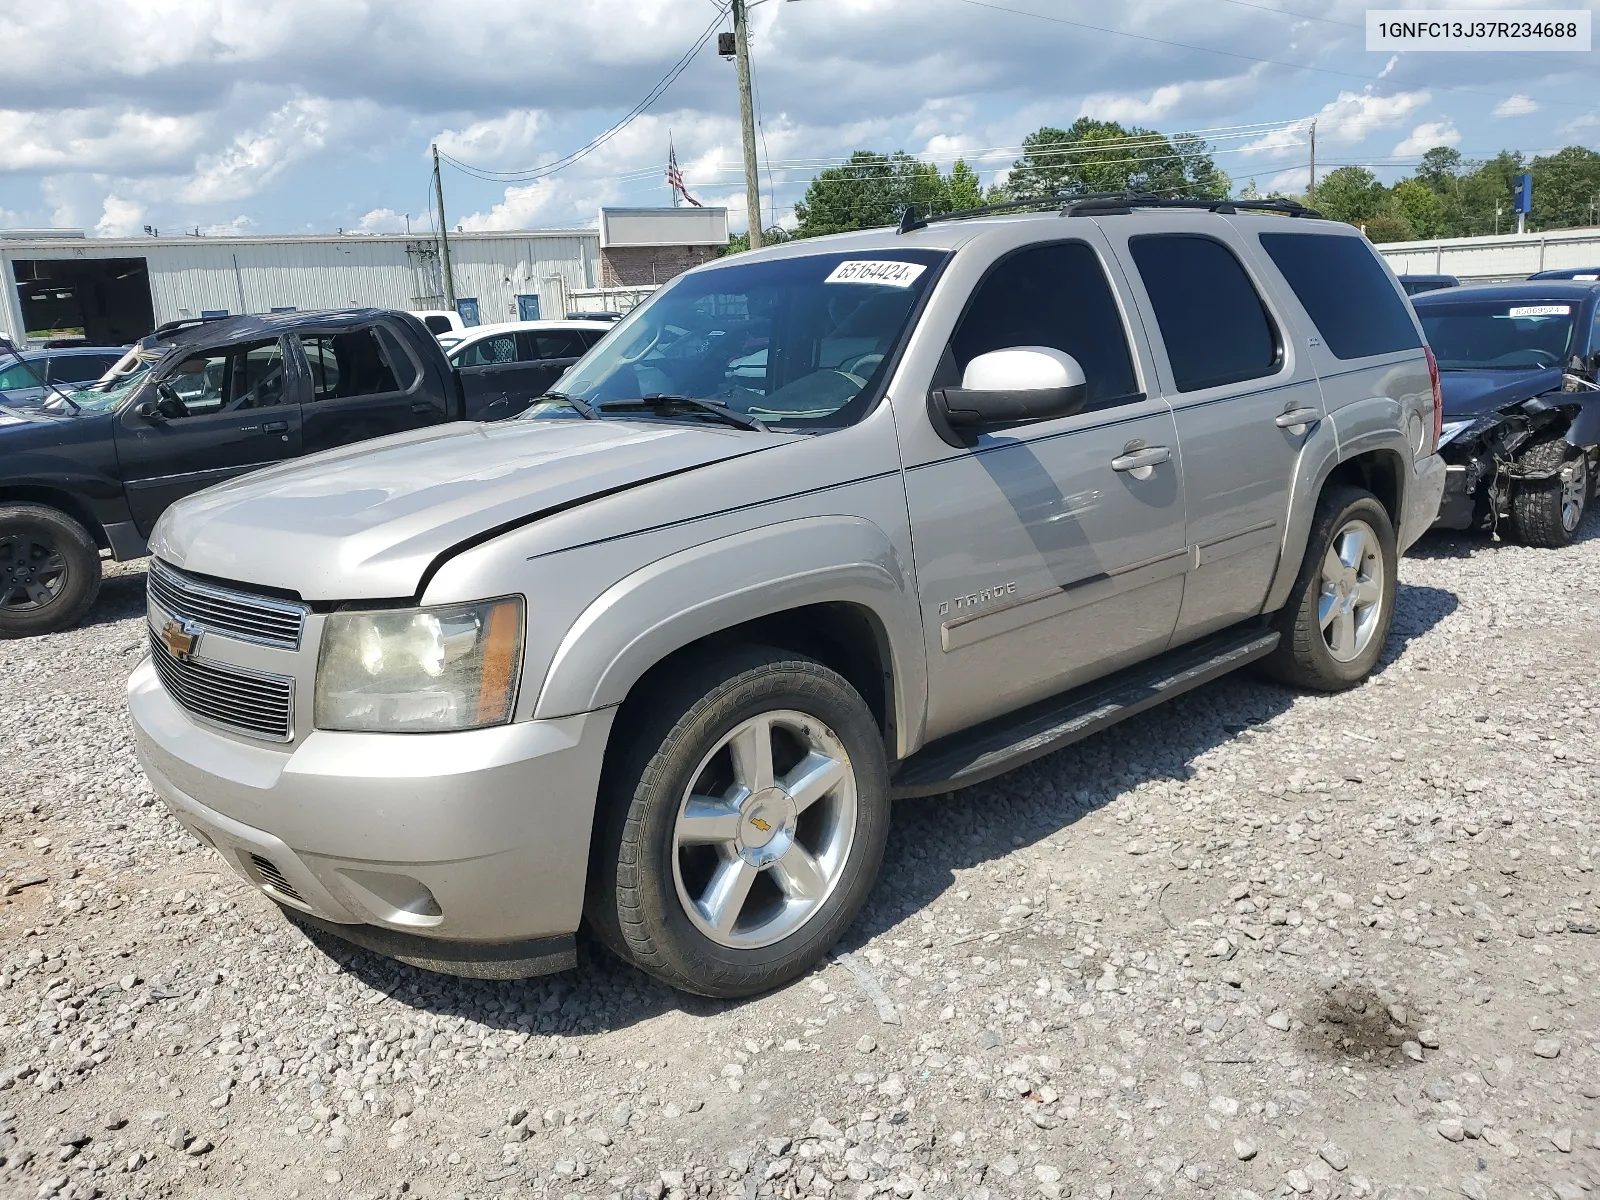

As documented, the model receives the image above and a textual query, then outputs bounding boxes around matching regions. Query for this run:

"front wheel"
[1262,486,1397,692]
[0,504,102,638]
[587,647,890,998]
[1511,436,1588,548]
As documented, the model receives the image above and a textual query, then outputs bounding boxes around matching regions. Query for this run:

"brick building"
[598,207,729,288]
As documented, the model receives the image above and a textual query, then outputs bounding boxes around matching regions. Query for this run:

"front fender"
[532,515,927,756]
[1562,394,1600,448]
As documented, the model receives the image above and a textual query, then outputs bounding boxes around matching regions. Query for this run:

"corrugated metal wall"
[1377,228,1600,281]
[0,231,600,340]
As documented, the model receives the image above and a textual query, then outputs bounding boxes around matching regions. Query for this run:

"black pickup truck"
[0,308,570,636]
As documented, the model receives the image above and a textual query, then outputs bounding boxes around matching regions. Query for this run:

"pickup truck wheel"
[1262,486,1396,692]
[0,504,102,638]
[588,647,890,998]
[1510,436,1588,548]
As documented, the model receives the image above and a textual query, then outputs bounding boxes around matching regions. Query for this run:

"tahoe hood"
[151,418,791,599]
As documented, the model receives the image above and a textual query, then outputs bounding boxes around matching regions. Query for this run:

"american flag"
[666,139,702,207]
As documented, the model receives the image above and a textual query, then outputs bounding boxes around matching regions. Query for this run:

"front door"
[297,324,444,455]
[115,337,302,534]
[1108,225,1321,643]
[900,237,1188,741]
[454,330,525,420]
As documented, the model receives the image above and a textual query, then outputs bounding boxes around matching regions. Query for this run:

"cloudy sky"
[2,0,1595,239]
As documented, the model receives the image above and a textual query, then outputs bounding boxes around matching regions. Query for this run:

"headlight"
[315,597,524,733]
[1437,419,1474,448]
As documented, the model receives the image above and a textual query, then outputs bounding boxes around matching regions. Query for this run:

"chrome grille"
[248,855,305,903]
[149,630,295,742]
[147,559,306,650]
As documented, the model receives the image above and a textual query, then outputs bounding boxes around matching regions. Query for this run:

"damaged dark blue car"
[1413,281,1600,546]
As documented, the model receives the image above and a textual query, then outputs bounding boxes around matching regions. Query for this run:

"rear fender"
[532,515,927,757]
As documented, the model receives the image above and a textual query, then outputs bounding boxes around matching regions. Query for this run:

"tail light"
[1424,346,1443,454]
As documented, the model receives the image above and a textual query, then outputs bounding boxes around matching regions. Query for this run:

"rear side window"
[454,334,517,367]
[1129,235,1280,393]
[522,330,589,360]
[1259,232,1422,360]
[49,355,111,384]
[950,241,1139,410]
[301,329,402,401]
[422,315,454,335]
[376,328,419,391]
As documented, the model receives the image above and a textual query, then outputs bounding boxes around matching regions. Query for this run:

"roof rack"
[897,190,1321,234]
[151,314,233,338]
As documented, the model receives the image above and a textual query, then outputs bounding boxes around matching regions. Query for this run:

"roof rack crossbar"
[894,190,1321,234]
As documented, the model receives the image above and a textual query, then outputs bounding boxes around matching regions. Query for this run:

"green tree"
[1413,146,1464,195]
[719,225,794,256]
[1392,179,1446,238]
[948,158,984,210]
[1530,146,1600,230]
[1314,166,1389,225]
[1003,118,1228,200]
[1363,214,1415,243]
[792,150,954,237]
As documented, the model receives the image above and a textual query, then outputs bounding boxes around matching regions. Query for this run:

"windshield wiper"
[0,339,80,413]
[536,390,598,419]
[599,394,768,432]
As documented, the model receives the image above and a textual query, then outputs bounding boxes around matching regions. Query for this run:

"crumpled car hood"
[1438,366,1563,420]
[150,418,791,600]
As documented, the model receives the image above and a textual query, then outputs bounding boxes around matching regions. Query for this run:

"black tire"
[0,504,102,638]
[1510,435,1588,548]
[586,646,891,998]
[1262,485,1397,692]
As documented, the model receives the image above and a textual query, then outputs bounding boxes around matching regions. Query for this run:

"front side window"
[451,334,517,368]
[949,241,1139,410]
[48,355,110,384]
[536,249,946,430]
[1418,301,1578,371]
[1130,234,1281,393]
[1260,232,1421,360]
[524,330,589,361]
[154,339,286,419]
[301,329,402,401]
[0,359,44,391]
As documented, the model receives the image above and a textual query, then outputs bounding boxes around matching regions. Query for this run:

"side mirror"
[933,347,1088,430]
[134,399,166,423]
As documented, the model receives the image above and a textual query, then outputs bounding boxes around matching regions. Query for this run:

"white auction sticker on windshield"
[1508,304,1571,317]
[824,260,927,287]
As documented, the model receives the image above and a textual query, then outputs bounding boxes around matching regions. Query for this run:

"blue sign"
[455,298,480,327]
[516,294,541,322]
[1512,173,1533,215]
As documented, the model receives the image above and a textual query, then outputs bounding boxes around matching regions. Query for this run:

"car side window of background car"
[157,339,286,419]
[525,331,589,361]
[302,329,402,401]
[49,355,115,385]
[949,241,1140,411]
[0,360,41,390]
[453,334,518,368]
[1258,232,1422,359]
[1130,235,1281,392]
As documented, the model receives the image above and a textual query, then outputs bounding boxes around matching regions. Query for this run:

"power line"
[952,0,1595,110]
[438,6,729,183]
[1208,0,1362,30]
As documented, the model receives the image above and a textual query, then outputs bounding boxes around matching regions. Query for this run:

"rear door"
[1104,220,1323,644]
[510,327,593,411]
[452,331,524,420]
[115,337,302,534]
[297,323,443,454]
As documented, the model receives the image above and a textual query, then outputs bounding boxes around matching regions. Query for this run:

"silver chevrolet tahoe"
[129,196,1447,997]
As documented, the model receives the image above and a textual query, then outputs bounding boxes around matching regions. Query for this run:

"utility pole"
[1308,120,1317,206]
[432,143,457,311]
[731,0,763,249]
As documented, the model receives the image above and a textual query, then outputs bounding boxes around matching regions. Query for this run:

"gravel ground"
[3,522,1600,1200]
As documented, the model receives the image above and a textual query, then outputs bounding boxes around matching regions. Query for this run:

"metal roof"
[0,229,597,252]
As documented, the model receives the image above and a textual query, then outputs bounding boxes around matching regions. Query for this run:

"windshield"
[525,249,947,430]
[55,349,162,413]
[1419,301,1579,370]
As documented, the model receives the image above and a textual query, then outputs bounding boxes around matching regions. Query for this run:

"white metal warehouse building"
[0,207,727,346]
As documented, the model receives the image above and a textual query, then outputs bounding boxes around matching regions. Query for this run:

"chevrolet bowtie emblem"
[748,817,773,833]
[160,618,199,662]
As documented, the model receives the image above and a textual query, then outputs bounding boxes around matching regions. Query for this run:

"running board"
[890,626,1280,799]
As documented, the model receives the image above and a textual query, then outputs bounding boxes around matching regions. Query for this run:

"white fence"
[567,285,659,315]
[1376,227,1600,281]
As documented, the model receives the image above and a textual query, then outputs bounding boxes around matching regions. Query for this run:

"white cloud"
[459,180,561,231]
[1267,166,1309,194]
[1492,94,1539,118]
[95,195,147,237]
[1392,120,1460,157]
[1079,70,1262,125]
[1241,88,1432,159]
[178,97,333,204]
[355,207,410,233]
[197,215,256,236]
[435,110,545,165]
[0,108,205,173]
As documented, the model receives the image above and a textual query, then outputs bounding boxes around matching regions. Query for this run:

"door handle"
[262,420,289,433]
[1111,445,1172,473]
[1275,408,1320,430]
[409,402,435,414]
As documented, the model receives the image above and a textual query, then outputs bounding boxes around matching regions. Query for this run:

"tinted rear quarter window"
[1129,235,1280,392]
[1259,232,1421,360]
[950,241,1139,409]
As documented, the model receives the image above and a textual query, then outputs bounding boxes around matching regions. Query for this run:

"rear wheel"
[0,504,101,638]
[1263,486,1397,692]
[587,646,890,998]
[1511,436,1588,548]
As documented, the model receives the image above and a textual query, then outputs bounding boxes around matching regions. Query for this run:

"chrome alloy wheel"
[1318,519,1384,663]
[671,710,858,949]
[1560,453,1588,533]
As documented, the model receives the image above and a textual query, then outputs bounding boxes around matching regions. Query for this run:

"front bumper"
[1400,450,1449,552]
[128,657,616,975]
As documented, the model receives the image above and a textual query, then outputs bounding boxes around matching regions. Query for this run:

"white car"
[446,320,615,418]
[409,310,467,341]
